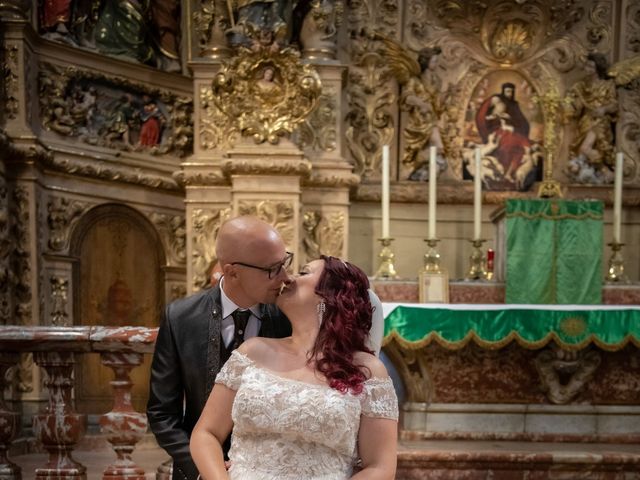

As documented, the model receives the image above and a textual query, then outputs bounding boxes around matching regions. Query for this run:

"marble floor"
[10,439,640,479]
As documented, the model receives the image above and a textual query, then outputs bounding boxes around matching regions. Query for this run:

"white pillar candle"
[381,145,390,238]
[613,152,624,243]
[473,147,482,240]
[428,146,437,239]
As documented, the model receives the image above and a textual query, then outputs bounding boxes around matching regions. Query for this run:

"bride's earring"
[316,301,326,326]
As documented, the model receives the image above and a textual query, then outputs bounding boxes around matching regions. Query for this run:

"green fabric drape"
[506,199,603,304]
[382,306,640,351]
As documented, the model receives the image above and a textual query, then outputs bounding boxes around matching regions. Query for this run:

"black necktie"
[231,309,251,350]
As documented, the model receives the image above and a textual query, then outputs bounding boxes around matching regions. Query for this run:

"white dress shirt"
[219,277,262,347]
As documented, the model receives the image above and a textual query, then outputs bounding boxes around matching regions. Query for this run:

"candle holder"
[465,239,487,281]
[373,237,399,280]
[605,242,630,284]
[422,238,442,274]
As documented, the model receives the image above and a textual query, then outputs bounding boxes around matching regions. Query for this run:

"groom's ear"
[222,263,237,279]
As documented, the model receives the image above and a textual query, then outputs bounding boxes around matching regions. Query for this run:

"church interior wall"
[1,0,640,432]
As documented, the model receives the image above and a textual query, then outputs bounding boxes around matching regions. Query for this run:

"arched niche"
[70,203,166,414]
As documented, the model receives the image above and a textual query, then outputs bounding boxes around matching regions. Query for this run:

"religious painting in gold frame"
[419,271,449,303]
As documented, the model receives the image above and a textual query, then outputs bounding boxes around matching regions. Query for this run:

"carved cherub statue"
[380,36,451,180]
[564,52,640,184]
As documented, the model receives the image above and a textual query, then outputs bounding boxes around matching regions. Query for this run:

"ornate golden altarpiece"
[1,0,640,414]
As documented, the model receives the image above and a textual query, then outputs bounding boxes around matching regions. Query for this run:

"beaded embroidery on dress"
[215,350,399,480]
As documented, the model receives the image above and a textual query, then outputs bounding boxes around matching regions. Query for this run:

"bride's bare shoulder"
[237,337,288,363]
[354,351,389,379]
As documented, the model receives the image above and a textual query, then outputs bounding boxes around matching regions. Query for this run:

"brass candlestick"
[466,239,487,281]
[422,238,442,274]
[373,237,399,280]
[605,242,629,284]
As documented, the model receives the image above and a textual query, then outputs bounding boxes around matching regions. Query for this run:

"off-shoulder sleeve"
[361,377,399,420]
[215,350,251,391]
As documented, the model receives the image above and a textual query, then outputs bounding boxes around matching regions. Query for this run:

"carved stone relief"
[192,0,232,58]
[301,210,344,262]
[47,196,92,253]
[1,44,19,121]
[10,186,31,326]
[618,82,640,182]
[534,344,602,404]
[199,85,238,151]
[170,283,187,301]
[211,48,322,144]
[345,0,399,180]
[295,88,337,152]
[627,1,640,54]
[0,174,10,324]
[0,0,31,20]
[36,0,181,72]
[238,201,295,248]
[191,208,231,292]
[148,212,187,267]
[50,276,70,326]
[41,155,181,191]
[38,63,193,156]
[384,341,433,403]
[345,45,395,179]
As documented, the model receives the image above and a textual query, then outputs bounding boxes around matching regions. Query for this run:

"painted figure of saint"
[139,100,165,146]
[475,82,531,182]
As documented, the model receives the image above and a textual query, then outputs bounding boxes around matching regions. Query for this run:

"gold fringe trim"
[506,211,603,221]
[381,330,640,352]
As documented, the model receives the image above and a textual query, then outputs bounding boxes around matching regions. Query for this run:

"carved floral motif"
[301,210,344,262]
[295,89,337,152]
[47,197,91,252]
[50,276,69,326]
[148,213,186,266]
[0,175,9,325]
[41,155,180,191]
[11,187,31,326]
[238,201,295,248]
[1,44,19,120]
[199,85,238,151]
[191,208,231,292]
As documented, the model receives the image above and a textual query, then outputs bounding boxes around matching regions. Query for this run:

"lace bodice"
[215,350,398,480]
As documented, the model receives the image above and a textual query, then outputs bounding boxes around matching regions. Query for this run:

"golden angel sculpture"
[564,53,640,184]
[381,36,456,181]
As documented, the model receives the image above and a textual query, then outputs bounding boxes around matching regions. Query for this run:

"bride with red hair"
[190,255,398,479]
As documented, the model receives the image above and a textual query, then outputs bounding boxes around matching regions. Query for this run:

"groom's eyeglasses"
[232,251,294,279]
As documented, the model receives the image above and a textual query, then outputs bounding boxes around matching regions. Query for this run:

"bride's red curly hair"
[310,255,373,394]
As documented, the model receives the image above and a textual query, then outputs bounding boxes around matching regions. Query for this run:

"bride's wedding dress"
[215,350,399,480]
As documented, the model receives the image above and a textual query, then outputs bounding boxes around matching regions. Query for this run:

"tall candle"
[613,152,623,243]
[428,146,437,239]
[381,145,390,238]
[473,147,482,240]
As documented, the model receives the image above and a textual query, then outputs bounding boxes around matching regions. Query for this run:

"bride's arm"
[351,415,398,479]
[190,384,235,480]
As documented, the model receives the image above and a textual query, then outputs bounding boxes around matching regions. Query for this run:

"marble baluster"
[0,353,21,480]
[99,352,147,480]
[156,459,173,479]
[33,351,87,480]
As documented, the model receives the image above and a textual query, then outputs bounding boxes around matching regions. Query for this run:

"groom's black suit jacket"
[147,285,291,480]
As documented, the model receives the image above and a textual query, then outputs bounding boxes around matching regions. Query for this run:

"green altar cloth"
[381,304,640,351]
[505,199,603,304]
